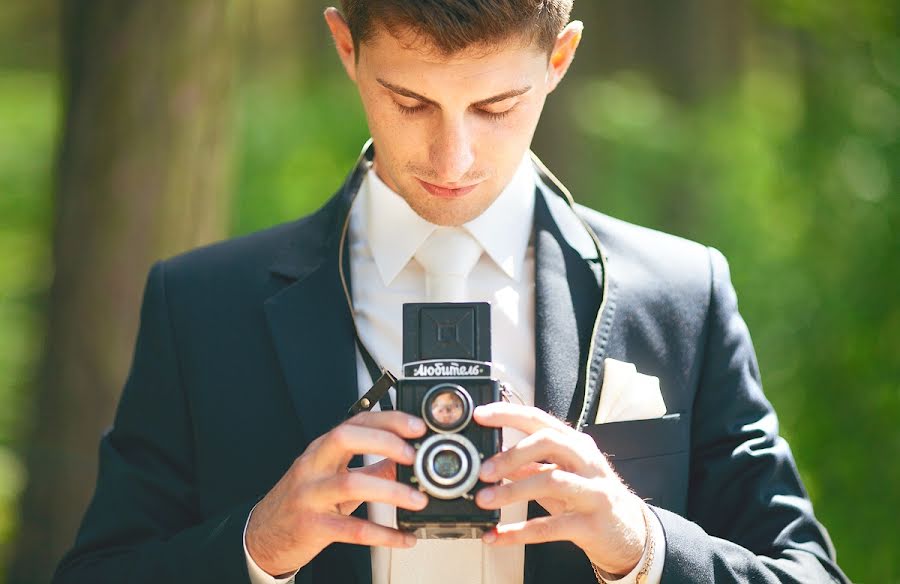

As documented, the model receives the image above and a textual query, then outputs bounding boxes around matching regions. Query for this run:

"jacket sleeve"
[650,247,850,584]
[51,261,264,584]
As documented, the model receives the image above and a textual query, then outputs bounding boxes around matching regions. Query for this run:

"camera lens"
[422,384,473,433]
[414,434,481,499]
[432,449,463,480]
[426,443,468,486]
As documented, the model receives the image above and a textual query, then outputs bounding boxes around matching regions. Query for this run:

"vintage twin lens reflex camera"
[395,302,501,539]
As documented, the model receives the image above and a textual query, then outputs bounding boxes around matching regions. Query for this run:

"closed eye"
[394,102,516,121]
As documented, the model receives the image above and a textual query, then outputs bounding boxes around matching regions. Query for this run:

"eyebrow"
[376,78,532,108]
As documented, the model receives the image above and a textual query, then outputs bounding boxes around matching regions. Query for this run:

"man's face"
[326,12,582,226]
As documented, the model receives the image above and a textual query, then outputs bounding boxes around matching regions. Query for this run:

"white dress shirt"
[244,149,665,583]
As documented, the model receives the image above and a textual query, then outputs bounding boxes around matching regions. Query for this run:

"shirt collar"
[360,151,537,286]
[464,152,536,281]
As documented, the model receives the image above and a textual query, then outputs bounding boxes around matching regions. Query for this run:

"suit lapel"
[263,144,375,584]
[532,181,605,425]
[263,143,371,444]
[526,161,617,584]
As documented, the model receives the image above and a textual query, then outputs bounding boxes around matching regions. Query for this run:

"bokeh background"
[0,1,897,582]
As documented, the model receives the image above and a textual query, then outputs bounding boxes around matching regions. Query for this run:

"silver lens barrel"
[414,433,481,500]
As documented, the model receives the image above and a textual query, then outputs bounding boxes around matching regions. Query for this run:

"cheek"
[366,107,427,150]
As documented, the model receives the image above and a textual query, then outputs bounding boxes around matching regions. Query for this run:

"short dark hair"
[339,0,574,59]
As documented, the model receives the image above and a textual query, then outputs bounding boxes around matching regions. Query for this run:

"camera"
[395,302,502,539]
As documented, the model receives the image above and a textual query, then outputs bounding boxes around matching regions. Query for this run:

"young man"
[54,2,849,583]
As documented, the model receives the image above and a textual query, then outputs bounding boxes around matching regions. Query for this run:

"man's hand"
[473,402,647,576]
[245,411,429,577]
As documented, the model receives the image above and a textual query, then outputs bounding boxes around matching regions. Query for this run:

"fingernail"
[404,445,416,460]
[479,488,495,503]
[483,530,496,544]
[409,418,425,433]
[481,461,495,478]
[411,491,428,506]
[404,534,417,547]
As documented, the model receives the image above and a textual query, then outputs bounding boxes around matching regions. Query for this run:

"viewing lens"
[429,390,465,427]
[422,384,473,433]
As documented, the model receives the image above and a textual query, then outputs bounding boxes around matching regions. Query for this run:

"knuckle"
[392,482,410,501]
[330,424,352,448]
[307,433,328,452]
[541,428,566,447]
[547,468,567,486]
[530,428,554,444]
[577,432,596,450]
[535,521,553,540]
[352,520,373,543]
[344,519,363,542]
[348,411,370,425]
[336,472,358,494]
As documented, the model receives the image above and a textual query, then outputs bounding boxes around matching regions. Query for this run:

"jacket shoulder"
[575,204,717,311]
[576,205,709,264]
[152,197,334,316]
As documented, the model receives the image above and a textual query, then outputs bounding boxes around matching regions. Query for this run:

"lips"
[416,178,480,199]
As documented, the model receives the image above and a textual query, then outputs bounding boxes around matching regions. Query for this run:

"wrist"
[245,502,294,578]
[590,501,655,584]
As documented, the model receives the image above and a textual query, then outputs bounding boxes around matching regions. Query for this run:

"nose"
[428,118,475,185]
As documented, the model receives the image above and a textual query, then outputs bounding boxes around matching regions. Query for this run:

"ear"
[546,20,584,94]
[324,7,357,82]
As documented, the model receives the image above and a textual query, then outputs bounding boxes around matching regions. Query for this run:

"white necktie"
[390,226,485,583]
[413,227,483,302]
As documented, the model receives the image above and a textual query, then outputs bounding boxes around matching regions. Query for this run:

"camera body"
[395,302,502,539]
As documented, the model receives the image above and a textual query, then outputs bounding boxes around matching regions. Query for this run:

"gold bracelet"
[590,503,655,584]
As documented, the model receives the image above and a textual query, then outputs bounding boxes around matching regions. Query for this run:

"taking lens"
[414,434,481,499]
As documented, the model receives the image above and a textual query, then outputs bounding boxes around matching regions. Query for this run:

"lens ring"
[413,434,481,500]
[421,384,473,434]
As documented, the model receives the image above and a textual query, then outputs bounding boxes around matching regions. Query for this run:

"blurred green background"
[0,1,897,582]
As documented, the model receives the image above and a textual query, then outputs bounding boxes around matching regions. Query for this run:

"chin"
[411,199,485,227]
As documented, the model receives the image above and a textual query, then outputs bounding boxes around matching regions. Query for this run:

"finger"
[345,410,427,438]
[321,513,418,548]
[498,461,556,483]
[481,429,587,482]
[350,458,397,482]
[473,402,571,434]
[476,468,583,510]
[317,424,417,471]
[483,516,574,546]
[317,471,429,511]
[340,460,398,514]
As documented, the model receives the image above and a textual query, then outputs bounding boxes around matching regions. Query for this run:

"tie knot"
[414,227,483,301]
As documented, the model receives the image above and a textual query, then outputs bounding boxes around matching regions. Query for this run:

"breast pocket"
[581,413,689,514]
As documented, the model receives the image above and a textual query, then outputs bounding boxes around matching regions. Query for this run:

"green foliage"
[562,24,899,583]
[0,70,55,552]
[230,76,369,235]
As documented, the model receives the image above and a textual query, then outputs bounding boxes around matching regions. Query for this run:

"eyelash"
[395,102,514,121]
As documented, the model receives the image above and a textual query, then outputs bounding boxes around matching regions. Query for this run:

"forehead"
[358,25,548,87]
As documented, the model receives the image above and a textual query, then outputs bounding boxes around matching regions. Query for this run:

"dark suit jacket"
[53,144,849,583]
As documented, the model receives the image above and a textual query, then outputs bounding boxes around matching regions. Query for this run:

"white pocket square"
[594,358,667,424]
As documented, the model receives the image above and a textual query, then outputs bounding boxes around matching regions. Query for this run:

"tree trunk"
[8,1,238,582]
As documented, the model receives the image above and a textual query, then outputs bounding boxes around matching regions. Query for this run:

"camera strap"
[336,144,400,418]
[346,337,397,417]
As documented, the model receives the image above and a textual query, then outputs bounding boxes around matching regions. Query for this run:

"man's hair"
[339,0,574,59]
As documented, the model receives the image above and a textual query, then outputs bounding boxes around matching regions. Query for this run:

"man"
[53,1,849,583]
